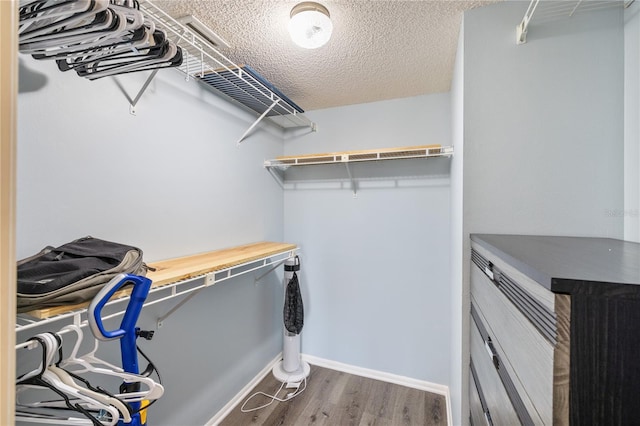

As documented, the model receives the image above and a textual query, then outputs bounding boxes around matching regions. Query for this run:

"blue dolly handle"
[88,273,153,426]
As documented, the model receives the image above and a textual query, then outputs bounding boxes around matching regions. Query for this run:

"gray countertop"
[471,234,640,293]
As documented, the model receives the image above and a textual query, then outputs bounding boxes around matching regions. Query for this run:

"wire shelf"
[139,0,314,131]
[517,0,628,44]
[264,145,454,169]
[16,244,298,338]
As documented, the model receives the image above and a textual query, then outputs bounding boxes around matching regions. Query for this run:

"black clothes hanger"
[18,0,183,79]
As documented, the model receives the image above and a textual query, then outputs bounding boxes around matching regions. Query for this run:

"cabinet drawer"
[471,263,552,424]
[470,362,490,426]
[470,316,522,426]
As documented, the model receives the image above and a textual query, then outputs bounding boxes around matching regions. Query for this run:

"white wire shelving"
[517,0,633,44]
[138,0,315,144]
[264,145,454,196]
[16,243,298,347]
[264,145,453,168]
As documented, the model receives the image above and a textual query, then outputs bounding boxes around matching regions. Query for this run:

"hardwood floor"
[220,365,447,426]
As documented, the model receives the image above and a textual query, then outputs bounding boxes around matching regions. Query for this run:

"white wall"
[449,20,466,426]
[283,94,453,386]
[625,1,640,243]
[17,56,286,425]
[455,2,625,425]
[464,2,624,239]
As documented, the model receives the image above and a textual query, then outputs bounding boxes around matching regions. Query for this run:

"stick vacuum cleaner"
[272,256,310,383]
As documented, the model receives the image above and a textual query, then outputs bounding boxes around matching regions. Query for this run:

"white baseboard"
[207,352,452,426]
[206,353,282,426]
[302,354,452,426]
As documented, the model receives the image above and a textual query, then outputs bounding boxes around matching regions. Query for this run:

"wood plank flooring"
[220,365,447,426]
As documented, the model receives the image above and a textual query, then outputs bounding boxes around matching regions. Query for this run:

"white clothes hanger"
[19,0,183,79]
[18,332,57,383]
[58,327,164,402]
[19,0,110,42]
[81,38,180,80]
[16,333,118,426]
[18,0,95,35]
[46,366,132,424]
[20,8,125,52]
[39,331,132,424]
[40,333,121,426]
[51,22,154,68]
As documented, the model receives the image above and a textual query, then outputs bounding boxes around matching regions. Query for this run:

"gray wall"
[17,56,286,425]
[625,1,640,243]
[283,94,453,385]
[451,2,625,424]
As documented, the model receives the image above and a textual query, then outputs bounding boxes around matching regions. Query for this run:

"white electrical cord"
[240,376,307,413]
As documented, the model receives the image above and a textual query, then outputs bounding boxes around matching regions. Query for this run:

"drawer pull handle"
[484,264,494,280]
[484,339,499,369]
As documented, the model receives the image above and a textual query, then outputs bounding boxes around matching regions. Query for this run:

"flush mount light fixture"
[288,2,333,49]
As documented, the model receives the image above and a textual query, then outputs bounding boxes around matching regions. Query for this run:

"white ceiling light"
[288,2,333,49]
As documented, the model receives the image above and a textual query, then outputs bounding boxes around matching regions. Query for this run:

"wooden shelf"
[17,241,297,327]
[264,145,453,196]
[264,145,452,168]
[146,241,297,287]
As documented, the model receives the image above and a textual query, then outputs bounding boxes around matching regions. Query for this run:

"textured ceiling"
[153,0,500,111]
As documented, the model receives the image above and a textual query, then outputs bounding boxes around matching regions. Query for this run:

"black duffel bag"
[17,236,148,313]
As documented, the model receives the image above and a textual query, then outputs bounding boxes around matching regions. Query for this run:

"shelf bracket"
[236,99,281,145]
[129,69,160,115]
[254,258,288,283]
[343,161,357,198]
[516,0,539,44]
[156,287,204,328]
[266,166,285,189]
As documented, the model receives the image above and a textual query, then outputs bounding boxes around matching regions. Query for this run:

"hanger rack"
[138,0,316,144]
[16,242,298,337]
[516,0,631,44]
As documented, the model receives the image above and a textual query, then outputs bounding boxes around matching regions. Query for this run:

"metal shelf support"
[128,69,160,115]
[516,0,539,45]
[236,99,280,145]
[343,161,357,198]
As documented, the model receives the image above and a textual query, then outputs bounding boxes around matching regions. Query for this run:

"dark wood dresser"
[469,234,640,426]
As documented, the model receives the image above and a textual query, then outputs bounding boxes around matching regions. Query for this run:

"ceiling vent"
[177,15,230,50]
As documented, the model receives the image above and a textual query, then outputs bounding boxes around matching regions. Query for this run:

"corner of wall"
[450,13,466,426]
[624,1,640,243]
